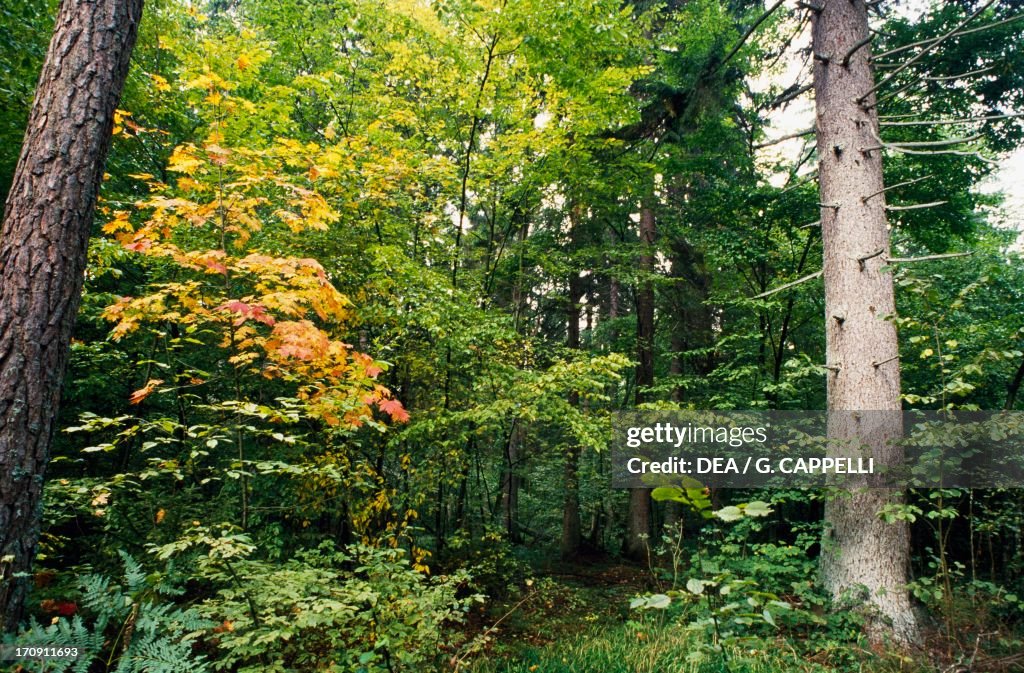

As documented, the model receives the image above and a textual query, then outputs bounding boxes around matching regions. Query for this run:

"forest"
[1,0,1024,671]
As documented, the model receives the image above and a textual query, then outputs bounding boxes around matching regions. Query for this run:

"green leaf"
[743,500,773,518]
[714,506,743,522]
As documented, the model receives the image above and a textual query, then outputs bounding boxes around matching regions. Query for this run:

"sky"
[754,0,1023,238]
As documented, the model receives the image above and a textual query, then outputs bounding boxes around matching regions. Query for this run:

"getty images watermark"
[611,410,1024,488]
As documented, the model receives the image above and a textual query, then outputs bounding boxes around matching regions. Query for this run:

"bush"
[194,541,482,672]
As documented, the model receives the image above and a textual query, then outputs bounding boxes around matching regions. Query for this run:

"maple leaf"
[378,398,410,423]
[129,379,164,405]
[102,211,133,234]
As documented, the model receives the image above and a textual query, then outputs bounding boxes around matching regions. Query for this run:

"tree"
[624,204,656,560]
[0,0,144,631]
[811,0,918,645]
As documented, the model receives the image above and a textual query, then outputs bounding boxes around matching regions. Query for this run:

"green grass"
[467,621,874,673]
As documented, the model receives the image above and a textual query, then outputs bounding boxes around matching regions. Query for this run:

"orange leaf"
[379,398,410,423]
[129,379,164,405]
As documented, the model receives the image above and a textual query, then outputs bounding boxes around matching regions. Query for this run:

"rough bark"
[0,0,143,632]
[812,0,918,646]
[624,206,656,561]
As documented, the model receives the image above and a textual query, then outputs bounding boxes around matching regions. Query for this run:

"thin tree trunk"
[0,0,144,632]
[499,421,523,543]
[561,207,585,560]
[624,205,656,561]
[812,0,918,646]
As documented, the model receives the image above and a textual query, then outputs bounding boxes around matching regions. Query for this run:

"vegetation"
[1,0,1024,671]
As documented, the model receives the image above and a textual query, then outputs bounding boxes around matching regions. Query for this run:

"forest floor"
[463,560,1024,673]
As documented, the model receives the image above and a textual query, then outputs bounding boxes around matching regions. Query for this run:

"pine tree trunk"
[0,0,143,632]
[812,0,918,646]
[624,205,656,560]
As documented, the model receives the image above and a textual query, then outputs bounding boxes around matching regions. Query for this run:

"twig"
[887,133,982,148]
[873,12,1024,62]
[753,127,815,149]
[858,0,997,104]
[752,270,823,299]
[885,201,948,211]
[881,112,1024,127]
[862,175,934,201]
[882,145,998,164]
[885,251,972,263]
[769,83,812,108]
[924,66,994,82]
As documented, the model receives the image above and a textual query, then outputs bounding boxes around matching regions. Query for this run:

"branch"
[862,174,934,202]
[714,0,787,75]
[769,82,813,108]
[873,12,1024,62]
[781,171,818,194]
[883,144,998,164]
[924,66,994,82]
[885,251,973,263]
[858,0,997,104]
[857,248,886,270]
[753,127,815,149]
[885,133,983,148]
[881,112,1024,127]
[842,34,874,67]
[885,200,947,211]
[752,270,823,299]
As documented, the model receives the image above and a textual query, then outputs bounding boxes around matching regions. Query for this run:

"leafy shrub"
[191,541,482,672]
[4,551,212,673]
[442,527,532,599]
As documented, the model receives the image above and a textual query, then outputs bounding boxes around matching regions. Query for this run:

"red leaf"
[378,398,410,423]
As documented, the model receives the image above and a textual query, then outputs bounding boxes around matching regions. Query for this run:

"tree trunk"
[812,0,918,645]
[0,0,144,632]
[624,205,656,561]
[561,209,585,560]
[499,420,523,543]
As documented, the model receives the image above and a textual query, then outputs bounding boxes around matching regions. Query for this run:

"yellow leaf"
[102,211,133,234]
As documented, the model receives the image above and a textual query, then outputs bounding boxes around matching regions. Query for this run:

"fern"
[3,553,215,673]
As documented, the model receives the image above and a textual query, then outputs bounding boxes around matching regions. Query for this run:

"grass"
[467,620,879,673]
[461,563,903,673]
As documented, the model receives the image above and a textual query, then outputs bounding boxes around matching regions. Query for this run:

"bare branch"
[885,201,948,211]
[882,144,998,164]
[752,270,823,299]
[755,127,816,150]
[857,248,886,270]
[862,175,934,202]
[924,66,994,82]
[798,220,821,229]
[769,83,813,108]
[881,112,1024,127]
[873,12,1024,62]
[781,171,818,194]
[858,0,997,104]
[885,252,973,263]
[888,133,982,148]
[842,34,874,67]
